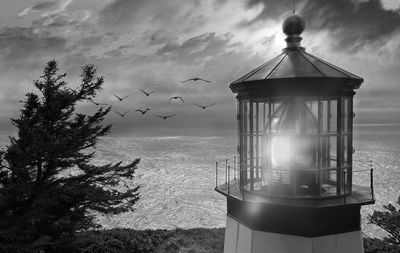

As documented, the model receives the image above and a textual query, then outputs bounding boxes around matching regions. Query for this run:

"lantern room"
[234,61,357,199]
[216,14,375,253]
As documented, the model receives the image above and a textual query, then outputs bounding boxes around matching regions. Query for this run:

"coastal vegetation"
[75,228,224,253]
[0,61,140,252]
[364,196,400,253]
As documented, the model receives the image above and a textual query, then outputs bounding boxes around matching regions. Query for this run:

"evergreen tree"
[365,196,400,253]
[0,60,140,252]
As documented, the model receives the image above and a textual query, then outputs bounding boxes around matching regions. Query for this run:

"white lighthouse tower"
[215,14,375,253]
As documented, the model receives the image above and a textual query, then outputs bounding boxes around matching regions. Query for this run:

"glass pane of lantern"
[244,100,249,135]
[343,167,351,193]
[320,135,329,169]
[329,136,337,169]
[330,99,337,132]
[257,134,262,178]
[271,99,317,135]
[343,98,349,133]
[262,102,269,132]
[247,132,251,165]
[271,101,285,133]
[322,100,329,133]
[328,168,338,186]
[326,170,338,197]
[304,100,318,134]
[343,135,349,166]
[309,100,319,123]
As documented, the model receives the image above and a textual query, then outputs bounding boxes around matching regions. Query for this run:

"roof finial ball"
[283,14,306,49]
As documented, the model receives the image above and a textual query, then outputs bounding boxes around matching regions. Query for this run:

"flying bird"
[135,108,150,115]
[140,89,157,96]
[169,96,184,103]
[89,99,108,106]
[154,113,176,120]
[193,102,216,109]
[114,110,130,117]
[113,94,129,101]
[181,77,211,83]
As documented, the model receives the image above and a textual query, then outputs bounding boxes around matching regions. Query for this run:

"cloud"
[31,13,79,28]
[302,0,400,51]
[156,32,237,65]
[243,0,294,24]
[18,0,74,18]
[244,0,400,52]
[0,27,67,64]
[100,0,148,25]
[98,0,219,36]
[18,1,58,17]
[381,0,400,10]
[99,0,185,31]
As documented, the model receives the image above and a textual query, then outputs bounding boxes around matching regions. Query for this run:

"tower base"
[224,216,364,253]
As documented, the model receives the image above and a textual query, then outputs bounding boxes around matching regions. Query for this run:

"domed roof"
[231,48,362,83]
[230,14,363,93]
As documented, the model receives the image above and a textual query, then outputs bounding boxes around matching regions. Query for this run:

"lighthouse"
[215,14,375,253]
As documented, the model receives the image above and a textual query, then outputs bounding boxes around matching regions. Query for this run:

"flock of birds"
[90,77,216,120]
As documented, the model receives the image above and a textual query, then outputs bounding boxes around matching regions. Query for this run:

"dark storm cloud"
[32,13,79,28]
[245,0,294,22]
[99,0,200,33]
[145,31,177,47]
[157,33,218,55]
[25,1,58,12]
[302,0,400,51]
[245,0,400,51]
[0,27,67,63]
[156,32,235,64]
[18,1,59,17]
[100,0,151,26]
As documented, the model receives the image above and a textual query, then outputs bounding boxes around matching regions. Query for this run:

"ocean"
[1,123,399,238]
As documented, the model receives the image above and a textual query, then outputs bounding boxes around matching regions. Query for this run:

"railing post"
[234,156,237,180]
[228,166,230,194]
[370,168,374,200]
[216,162,218,188]
[225,159,228,186]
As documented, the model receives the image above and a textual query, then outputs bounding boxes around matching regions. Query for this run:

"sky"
[0,0,399,137]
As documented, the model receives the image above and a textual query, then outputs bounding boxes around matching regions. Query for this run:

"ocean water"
[1,124,399,239]
[93,135,234,230]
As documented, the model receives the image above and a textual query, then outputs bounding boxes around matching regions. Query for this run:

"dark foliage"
[0,60,140,253]
[364,196,400,253]
[364,237,400,253]
[74,228,225,253]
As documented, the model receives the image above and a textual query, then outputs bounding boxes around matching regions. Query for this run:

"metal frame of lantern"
[216,73,375,207]
[237,95,354,199]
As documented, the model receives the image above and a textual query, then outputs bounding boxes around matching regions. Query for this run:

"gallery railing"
[215,156,374,205]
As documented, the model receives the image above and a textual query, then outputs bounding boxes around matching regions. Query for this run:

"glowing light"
[271,136,314,170]
[294,137,314,168]
[271,136,292,168]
